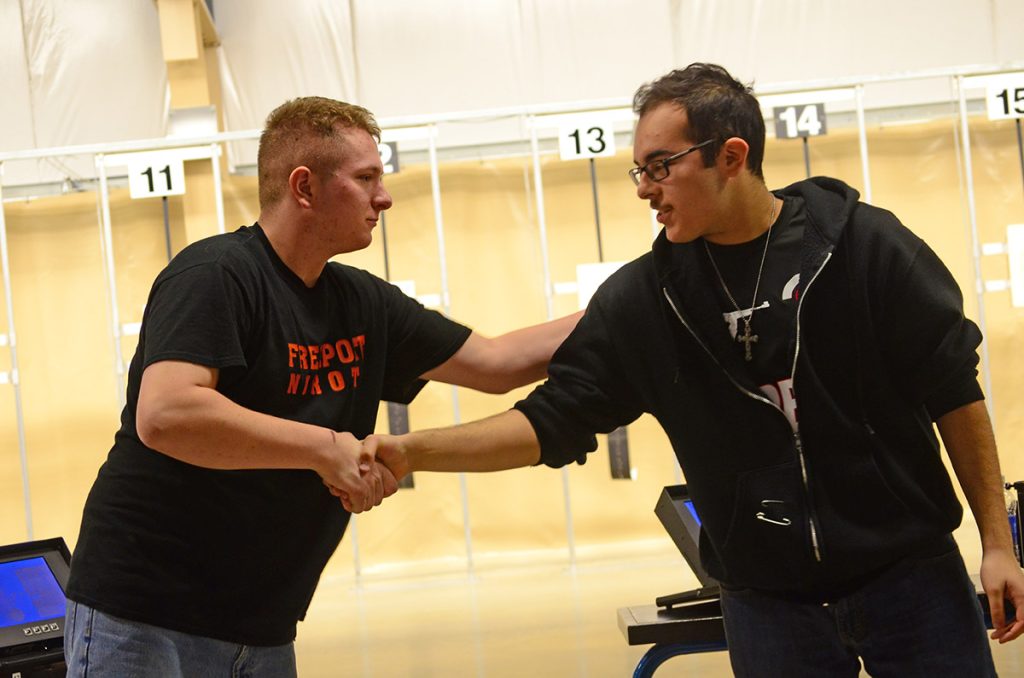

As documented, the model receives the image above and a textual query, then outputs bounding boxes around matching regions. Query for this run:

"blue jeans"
[64,601,297,678]
[719,544,996,677]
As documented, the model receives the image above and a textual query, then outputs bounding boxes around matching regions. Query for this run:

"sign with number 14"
[773,103,827,139]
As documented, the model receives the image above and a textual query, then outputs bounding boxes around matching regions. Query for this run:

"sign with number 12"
[378,142,400,174]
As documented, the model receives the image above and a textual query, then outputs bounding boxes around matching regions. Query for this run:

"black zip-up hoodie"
[515,177,983,598]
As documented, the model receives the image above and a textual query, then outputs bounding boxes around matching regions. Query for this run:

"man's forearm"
[938,400,1014,552]
[141,384,383,511]
[136,360,376,508]
[404,409,541,473]
[489,311,584,385]
[140,381,338,472]
[422,312,583,394]
[940,399,1024,642]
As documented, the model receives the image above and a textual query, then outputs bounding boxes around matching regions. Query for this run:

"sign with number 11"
[127,155,186,199]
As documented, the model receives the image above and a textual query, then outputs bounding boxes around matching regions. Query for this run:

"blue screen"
[0,557,65,627]
[683,499,702,526]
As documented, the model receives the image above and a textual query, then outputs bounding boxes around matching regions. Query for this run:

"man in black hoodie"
[365,64,1024,675]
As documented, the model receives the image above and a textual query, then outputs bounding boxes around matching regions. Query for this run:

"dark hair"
[257,97,381,208]
[633,63,765,179]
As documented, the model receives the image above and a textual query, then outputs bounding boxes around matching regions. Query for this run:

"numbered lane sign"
[379,141,400,174]
[576,261,625,310]
[127,155,186,199]
[773,103,827,139]
[558,118,616,161]
[986,74,1024,120]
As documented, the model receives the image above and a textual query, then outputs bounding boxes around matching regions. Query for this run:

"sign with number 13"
[558,118,616,161]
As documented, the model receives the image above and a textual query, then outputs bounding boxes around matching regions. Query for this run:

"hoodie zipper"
[788,251,832,562]
[661,250,833,564]
[662,289,777,409]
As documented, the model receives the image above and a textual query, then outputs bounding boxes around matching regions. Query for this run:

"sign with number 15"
[986,74,1024,120]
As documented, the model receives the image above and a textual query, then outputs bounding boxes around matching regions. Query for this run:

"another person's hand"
[377,461,399,497]
[980,547,1024,643]
[364,434,411,483]
[325,460,398,509]
[316,430,377,512]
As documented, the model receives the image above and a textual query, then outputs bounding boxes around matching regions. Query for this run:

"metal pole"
[1015,119,1024,201]
[162,197,172,262]
[590,158,631,480]
[427,126,475,574]
[210,143,226,235]
[380,211,391,280]
[0,162,34,540]
[589,158,604,262]
[95,155,127,410]
[529,123,555,321]
[855,85,873,204]
[349,515,362,583]
[802,137,812,178]
[529,120,577,567]
[955,76,996,428]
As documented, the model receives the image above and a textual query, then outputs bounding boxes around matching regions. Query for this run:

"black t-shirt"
[66,224,471,645]
[703,196,805,430]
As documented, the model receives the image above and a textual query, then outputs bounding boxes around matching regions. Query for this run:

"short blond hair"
[257,97,381,208]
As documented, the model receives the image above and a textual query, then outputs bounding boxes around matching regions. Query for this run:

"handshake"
[318,431,409,514]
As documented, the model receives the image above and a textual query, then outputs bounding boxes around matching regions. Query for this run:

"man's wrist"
[402,433,423,473]
[309,427,338,476]
[982,542,1018,557]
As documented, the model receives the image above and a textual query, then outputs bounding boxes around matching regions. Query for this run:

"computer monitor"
[654,485,719,606]
[0,538,70,663]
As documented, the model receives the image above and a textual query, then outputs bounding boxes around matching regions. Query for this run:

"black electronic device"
[654,485,720,608]
[1009,480,1024,567]
[0,537,70,678]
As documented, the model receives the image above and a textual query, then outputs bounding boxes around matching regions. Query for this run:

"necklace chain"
[703,193,778,361]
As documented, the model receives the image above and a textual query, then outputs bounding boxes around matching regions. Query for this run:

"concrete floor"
[294,541,1024,677]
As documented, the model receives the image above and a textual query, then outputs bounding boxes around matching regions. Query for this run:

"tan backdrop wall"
[0,111,1021,584]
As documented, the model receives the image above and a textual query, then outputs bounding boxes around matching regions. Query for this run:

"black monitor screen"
[0,556,65,627]
[654,485,715,587]
[683,499,701,526]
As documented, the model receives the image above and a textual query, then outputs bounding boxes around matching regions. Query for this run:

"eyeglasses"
[628,139,715,186]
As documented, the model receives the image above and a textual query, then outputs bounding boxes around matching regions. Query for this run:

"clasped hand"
[319,433,408,514]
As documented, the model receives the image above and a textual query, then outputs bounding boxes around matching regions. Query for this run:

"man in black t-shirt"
[368,64,1024,676]
[63,97,581,678]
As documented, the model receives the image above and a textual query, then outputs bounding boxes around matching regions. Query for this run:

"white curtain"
[216,0,359,134]
[668,0,1008,85]
[2,0,1023,187]
[2,0,167,187]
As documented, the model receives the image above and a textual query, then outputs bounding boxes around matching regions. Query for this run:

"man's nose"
[636,172,656,201]
[375,185,393,211]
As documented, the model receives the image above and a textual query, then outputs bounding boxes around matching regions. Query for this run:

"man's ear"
[288,166,314,208]
[718,137,750,178]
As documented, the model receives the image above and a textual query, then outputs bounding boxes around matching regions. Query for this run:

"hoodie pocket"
[853,424,955,538]
[718,460,818,589]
